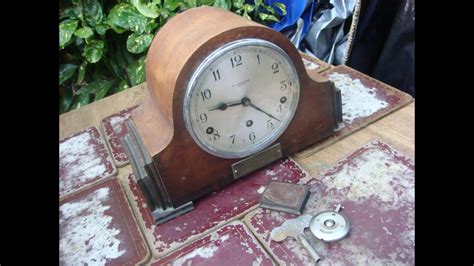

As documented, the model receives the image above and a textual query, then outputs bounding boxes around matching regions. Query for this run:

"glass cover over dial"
[184,39,300,158]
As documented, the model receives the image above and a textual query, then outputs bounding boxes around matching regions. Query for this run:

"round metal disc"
[309,211,351,242]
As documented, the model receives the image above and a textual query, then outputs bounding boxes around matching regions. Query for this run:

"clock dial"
[184,39,300,158]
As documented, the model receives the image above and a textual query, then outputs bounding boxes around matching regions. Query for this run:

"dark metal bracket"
[122,119,194,225]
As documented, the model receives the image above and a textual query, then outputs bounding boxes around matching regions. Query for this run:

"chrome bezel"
[183,38,300,159]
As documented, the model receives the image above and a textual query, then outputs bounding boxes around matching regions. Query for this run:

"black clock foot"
[151,202,194,225]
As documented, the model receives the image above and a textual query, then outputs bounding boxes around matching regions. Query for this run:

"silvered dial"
[184,39,300,158]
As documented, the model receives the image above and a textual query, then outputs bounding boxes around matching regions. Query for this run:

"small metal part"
[123,134,163,209]
[309,205,351,242]
[271,214,322,264]
[324,219,335,227]
[331,83,343,130]
[297,234,321,263]
[231,143,283,179]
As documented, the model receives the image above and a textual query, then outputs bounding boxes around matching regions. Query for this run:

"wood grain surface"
[130,6,341,207]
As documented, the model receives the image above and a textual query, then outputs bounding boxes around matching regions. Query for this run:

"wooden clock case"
[123,6,342,223]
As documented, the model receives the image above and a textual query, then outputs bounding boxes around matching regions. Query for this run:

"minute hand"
[249,103,282,122]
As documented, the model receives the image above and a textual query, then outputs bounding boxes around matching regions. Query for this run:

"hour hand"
[208,102,227,111]
[208,100,241,111]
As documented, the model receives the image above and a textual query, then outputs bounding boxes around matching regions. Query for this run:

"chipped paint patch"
[60,187,125,265]
[317,239,407,266]
[302,57,319,70]
[151,221,273,265]
[328,72,389,123]
[100,106,138,166]
[382,227,392,235]
[315,141,414,211]
[171,243,220,265]
[60,132,105,183]
[59,127,115,198]
[241,241,254,254]
[109,114,130,134]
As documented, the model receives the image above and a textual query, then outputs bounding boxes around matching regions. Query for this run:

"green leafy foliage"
[60,85,74,113]
[213,0,231,10]
[76,79,113,101]
[95,22,110,35]
[131,0,159,18]
[108,3,149,33]
[59,64,78,85]
[83,0,104,26]
[60,19,79,48]
[127,33,153,53]
[127,56,147,86]
[77,62,87,83]
[75,26,94,38]
[258,12,279,22]
[59,0,287,114]
[83,39,105,63]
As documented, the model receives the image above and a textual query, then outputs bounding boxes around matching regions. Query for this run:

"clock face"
[184,39,300,158]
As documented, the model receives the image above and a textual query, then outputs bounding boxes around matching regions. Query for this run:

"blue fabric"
[304,0,356,64]
[265,0,315,37]
[299,1,315,36]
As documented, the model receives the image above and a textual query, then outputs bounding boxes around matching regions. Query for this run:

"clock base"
[151,202,194,225]
[123,119,194,224]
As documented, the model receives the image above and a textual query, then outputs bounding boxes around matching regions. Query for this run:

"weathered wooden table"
[59,60,414,265]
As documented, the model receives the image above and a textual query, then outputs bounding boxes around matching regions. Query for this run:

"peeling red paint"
[60,178,149,265]
[60,126,117,199]
[123,158,307,257]
[150,221,274,265]
[100,105,139,167]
